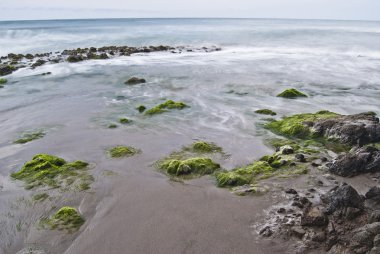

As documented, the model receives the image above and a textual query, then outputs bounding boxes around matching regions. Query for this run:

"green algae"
[119,118,132,124]
[159,157,220,178]
[108,146,140,158]
[145,100,188,116]
[0,78,7,84]
[11,154,92,190]
[277,88,308,98]
[14,131,45,144]
[265,110,339,138]
[255,109,277,116]
[33,193,49,202]
[108,123,118,129]
[136,105,146,113]
[42,206,84,232]
[187,141,223,153]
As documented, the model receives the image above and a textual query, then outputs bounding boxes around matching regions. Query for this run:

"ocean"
[0,18,380,254]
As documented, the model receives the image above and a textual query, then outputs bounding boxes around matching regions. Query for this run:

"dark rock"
[311,231,326,242]
[280,145,294,155]
[312,112,380,146]
[366,186,380,201]
[321,184,364,215]
[351,222,380,253]
[99,53,108,59]
[292,201,304,209]
[295,153,306,162]
[67,55,84,63]
[370,211,380,223]
[285,188,298,195]
[0,64,14,76]
[301,206,328,227]
[31,59,46,68]
[259,226,273,237]
[328,146,380,177]
[291,226,306,239]
[125,77,146,85]
[277,207,286,214]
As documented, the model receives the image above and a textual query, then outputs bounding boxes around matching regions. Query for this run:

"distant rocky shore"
[0,45,221,76]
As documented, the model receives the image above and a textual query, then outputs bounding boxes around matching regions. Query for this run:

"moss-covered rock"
[125,77,146,85]
[119,118,132,124]
[159,157,220,178]
[277,88,308,98]
[11,154,91,190]
[255,109,277,116]
[43,206,84,231]
[0,78,7,84]
[189,141,223,153]
[108,123,118,129]
[265,110,339,138]
[14,131,45,144]
[108,146,140,158]
[136,105,146,113]
[145,100,188,116]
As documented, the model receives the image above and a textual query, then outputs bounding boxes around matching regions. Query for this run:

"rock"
[351,222,380,252]
[366,186,380,201]
[295,153,306,162]
[370,211,380,223]
[328,146,380,177]
[0,64,14,76]
[301,206,328,227]
[285,188,298,195]
[259,226,273,237]
[312,112,380,146]
[311,231,326,242]
[277,207,286,214]
[291,226,306,239]
[280,145,294,155]
[125,77,146,85]
[321,184,364,215]
[373,234,380,247]
[67,55,84,63]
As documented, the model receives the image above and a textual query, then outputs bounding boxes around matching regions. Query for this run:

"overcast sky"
[1,0,379,21]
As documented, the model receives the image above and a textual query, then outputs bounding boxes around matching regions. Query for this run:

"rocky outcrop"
[312,112,380,146]
[328,146,380,177]
[259,184,380,254]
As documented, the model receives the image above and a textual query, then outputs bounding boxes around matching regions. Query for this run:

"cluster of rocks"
[310,112,380,146]
[0,45,221,76]
[260,184,380,254]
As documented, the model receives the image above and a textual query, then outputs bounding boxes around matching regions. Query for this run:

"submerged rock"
[0,64,15,76]
[108,146,140,158]
[42,206,85,232]
[145,100,188,116]
[277,88,308,98]
[159,157,220,178]
[328,146,380,177]
[255,109,277,116]
[125,77,146,85]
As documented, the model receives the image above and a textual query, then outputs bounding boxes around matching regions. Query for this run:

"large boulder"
[328,146,380,177]
[321,184,364,216]
[312,112,380,146]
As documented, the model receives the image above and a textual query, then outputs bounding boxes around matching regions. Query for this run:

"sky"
[0,0,380,21]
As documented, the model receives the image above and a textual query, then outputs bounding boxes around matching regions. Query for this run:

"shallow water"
[0,18,380,254]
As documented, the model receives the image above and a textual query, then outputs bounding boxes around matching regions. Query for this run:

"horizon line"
[1,17,380,23]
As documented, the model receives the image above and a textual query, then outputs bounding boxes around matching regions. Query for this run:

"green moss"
[277,88,308,98]
[136,105,146,113]
[43,206,85,231]
[255,109,277,116]
[14,131,45,144]
[159,157,220,178]
[108,123,118,129]
[119,118,132,124]
[189,141,223,153]
[11,154,91,190]
[145,100,188,116]
[265,110,339,138]
[108,146,140,158]
[0,78,7,84]
[33,193,49,202]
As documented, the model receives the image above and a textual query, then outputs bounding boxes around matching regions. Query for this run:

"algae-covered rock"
[265,110,339,138]
[0,64,15,76]
[119,118,132,124]
[14,131,45,144]
[66,55,84,63]
[136,105,146,113]
[159,157,220,177]
[266,111,380,146]
[11,154,91,190]
[145,100,188,116]
[255,109,277,116]
[43,206,84,231]
[125,77,146,85]
[108,123,118,129]
[0,78,7,84]
[108,146,140,158]
[277,88,308,98]
[189,141,223,153]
